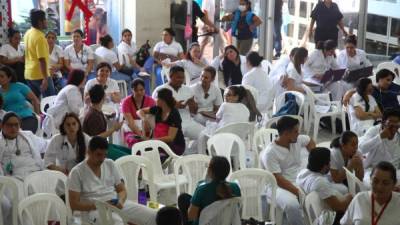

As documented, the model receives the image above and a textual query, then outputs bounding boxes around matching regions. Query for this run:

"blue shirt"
[372,86,400,111]
[1,82,33,118]
[191,180,241,225]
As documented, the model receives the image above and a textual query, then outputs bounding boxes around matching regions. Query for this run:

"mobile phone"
[110,198,118,205]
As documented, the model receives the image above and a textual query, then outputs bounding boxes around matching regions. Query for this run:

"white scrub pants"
[274,187,306,225]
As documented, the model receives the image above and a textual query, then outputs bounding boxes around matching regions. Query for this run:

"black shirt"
[222,59,243,86]
[310,2,343,42]
[192,2,205,42]
[274,0,283,21]
[149,106,185,148]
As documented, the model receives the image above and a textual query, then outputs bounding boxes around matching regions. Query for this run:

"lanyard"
[371,193,391,225]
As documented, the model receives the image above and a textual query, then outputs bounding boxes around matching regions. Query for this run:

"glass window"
[298,24,307,40]
[391,18,400,37]
[366,39,387,55]
[367,14,388,35]
[300,1,307,18]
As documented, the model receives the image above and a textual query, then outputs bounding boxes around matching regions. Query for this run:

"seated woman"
[197,85,261,153]
[137,88,186,156]
[190,66,223,126]
[166,42,209,84]
[242,51,274,112]
[46,31,65,92]
[329,131,364,193]
[84,62,121,106]
[121,78,155,147]
[83,84,123,138]
[153,28,184,87]
[341,161,400,225]
[44,69,85,135]
[281,47,308,94]
[45,112,89,175]
[303,40,342,100]
[0,28,25,83]
[211,45,248,87]
[348,78,381,136]
[95,34,133,93]
[178,156,241,225]
[118,28,153,95]
[0,65,40,133]
[64,29,94,76]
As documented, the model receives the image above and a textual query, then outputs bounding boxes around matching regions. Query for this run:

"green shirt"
[191,180,241,225]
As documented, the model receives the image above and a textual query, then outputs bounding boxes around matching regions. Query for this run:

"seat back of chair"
[304,191,335,225]
[207,133,246,171]
[174,154,211,196]
[18,193,67,225]
[199,197,242,225]
[377,61,400,77]
[343,167,367,196]
[24,170,67,196]
[0,176,19,225]
[94,200,130,225]
[252,128,278,168]
[116,80,128,99]
[131,140,178,179]
[214,122,253,147]
[229,169,277,222]
[115,155,150,202]
[40,96,57,114]
[316,141,331,148]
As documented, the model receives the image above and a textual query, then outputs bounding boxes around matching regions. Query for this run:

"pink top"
[121,95,155,119]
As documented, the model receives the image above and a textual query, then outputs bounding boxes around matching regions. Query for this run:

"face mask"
[238,5,247,12]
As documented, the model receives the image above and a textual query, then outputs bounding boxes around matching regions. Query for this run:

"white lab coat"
[242,67,274,112]
[337,49,372,71]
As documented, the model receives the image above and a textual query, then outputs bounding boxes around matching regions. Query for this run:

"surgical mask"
[238,5,247,12]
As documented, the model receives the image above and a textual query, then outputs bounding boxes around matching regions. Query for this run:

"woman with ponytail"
[348,78,381,136]
[178,156,241,225]
[282,47,308,94]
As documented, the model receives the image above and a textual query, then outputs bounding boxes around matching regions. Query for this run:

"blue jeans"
[132,56,154,96]
[273,19,283,55]
[27,77,56,98]
[154,65,164,88]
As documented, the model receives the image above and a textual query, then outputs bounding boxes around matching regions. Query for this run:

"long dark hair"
[59,112,86,163]
[222,45,242,85]
[293,47,308,74]
[356,78,372,112]
[0,65,17,83]
[330,131,358,149]
[157,88,176,109]
[228,85,262,122]
[209,156,234,199]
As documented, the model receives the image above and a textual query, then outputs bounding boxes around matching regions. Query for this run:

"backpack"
[272,93,299,117]
[136,40,151,67]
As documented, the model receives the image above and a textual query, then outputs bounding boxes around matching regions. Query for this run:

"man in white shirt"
[152,66,205,143]
[260,116,315,225]
[68,136,157,225]
[296,147,353,224]
[359,109,400,169]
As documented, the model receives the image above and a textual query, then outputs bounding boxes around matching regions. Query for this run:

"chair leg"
[331,116,336,135]
[341,112,347,131]
[313,116,320,142]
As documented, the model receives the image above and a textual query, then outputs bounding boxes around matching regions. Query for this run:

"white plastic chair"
[131,140,185,203]
[94,200,130,225]
[229,169,277,223]
[40,95,57,114]
[184,70,192,86]
[174,154,211,196]
[264,115,304,131]
[261,60,273,75]
[316,141,331,148]
[116,80,128,99]
[343,167,368,196]
[115,155,145,202]
[207,133,247,171]
[303,85,346,142]
[0,176,19,225]
[199,197,242,225]
[23,170,67,196]
[252,128,278,168]
[213,122,254,151]
[304,191,336,225]
[377,61,400,78]
[18,193,67,225]
[272,91,305,124]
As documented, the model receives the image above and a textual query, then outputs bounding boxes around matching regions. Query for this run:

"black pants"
[178,193,192,225]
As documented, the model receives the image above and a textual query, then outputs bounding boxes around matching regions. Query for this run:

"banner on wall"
[0,0,11,45]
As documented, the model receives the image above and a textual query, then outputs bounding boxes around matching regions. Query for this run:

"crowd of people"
[0,0,400,225]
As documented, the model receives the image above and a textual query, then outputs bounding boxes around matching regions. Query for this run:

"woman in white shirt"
[281,47,308,94]
[46,31,65,92]
[44,69,85,133]
[190,66,223,126]
[64,29,94,76]
[337,35,372,93]
[117,29,152,95]
[349,78,382,136]
[0,28,25,83]
[341,161,400,225]
[304,40,342,100]
[167,42,209,84]
[242,51,274,112]
[153,28,184,87]
[96,34,133,94]
[84,62,121,105]
[45,112,90,175]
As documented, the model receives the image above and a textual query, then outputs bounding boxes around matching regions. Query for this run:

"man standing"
[24,9,55,98]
